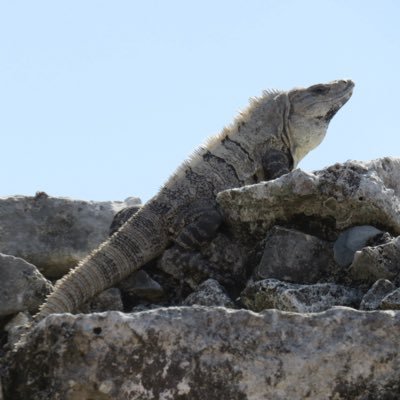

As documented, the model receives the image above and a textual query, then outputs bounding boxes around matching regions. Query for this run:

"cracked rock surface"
[0,194,141,278]
[5,308,400,400]
[217,157,400,242]
[0,253,52,317]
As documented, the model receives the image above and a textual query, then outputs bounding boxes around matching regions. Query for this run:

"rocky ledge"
[2,157,400,399]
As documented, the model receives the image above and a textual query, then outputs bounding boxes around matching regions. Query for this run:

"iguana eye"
[310,85,329,95]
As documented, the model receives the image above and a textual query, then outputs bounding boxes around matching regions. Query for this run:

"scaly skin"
[35,79,354,321]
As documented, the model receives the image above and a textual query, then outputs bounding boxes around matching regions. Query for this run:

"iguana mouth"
[324,105,342,122]
[324,81,354,122]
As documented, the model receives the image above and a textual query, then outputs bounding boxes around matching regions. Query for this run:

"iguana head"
[284,79,354,167]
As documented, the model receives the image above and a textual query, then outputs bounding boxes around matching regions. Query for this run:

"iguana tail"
[35,202,168,321]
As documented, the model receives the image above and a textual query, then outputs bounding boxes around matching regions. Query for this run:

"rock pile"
[2,158,400,399]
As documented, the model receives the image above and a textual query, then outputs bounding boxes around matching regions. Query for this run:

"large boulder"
[0,253,52,317]
[0,194,140,278]
[4,307,400,399]
[217,158,400,242]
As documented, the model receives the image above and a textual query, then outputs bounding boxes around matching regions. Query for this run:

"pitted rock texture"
[5,307,400,400]
[182,279,236,307]
[0,194,141,278]
[348,236,400,284]
[217,157,400,243]
[241,279,364,313]
[0,253,52,317]
[360,279,396,310]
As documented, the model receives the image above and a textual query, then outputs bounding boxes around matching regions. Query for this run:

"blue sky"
[1,1,399,202]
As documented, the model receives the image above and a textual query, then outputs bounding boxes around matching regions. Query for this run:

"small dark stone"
[254,226,338,284]
[183,279,236,308]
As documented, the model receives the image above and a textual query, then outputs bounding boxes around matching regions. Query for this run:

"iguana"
[35,79,354,320]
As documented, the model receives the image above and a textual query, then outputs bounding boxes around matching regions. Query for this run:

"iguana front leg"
[159,245,234,291]
[161,206,235,291]
[173,208,222,250]
[262,148,293,180]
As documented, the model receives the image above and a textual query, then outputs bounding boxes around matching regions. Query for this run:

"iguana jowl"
[36,79,354,320]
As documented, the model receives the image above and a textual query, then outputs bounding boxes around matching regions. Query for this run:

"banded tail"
[35,202,168,321]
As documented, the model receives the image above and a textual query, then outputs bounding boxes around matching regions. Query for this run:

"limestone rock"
[0,194,141,278]
[5,307,400,399]
[3,312,32,347]
[348,236,400,284]
[380,288,400,310]
[217,158,400,243]
[333,225,383,267]
[255,226,338,284]
[183,279,236,308]
[360,279,396,310]
[241,279,363,313]
[0,253,53,317]
[89,288,124,313]
[5,158,400,399]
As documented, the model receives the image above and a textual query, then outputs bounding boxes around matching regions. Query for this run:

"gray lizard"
[35,79,354,320]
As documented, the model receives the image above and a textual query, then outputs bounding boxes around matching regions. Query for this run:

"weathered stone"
[130,303,164,313]
[255,226,338,284]
[89,288,124,313]
[183,279,236,308]
[0,253,53,317]
[0,194,141,278]
[241,279,363,313]
[217,158,400,243]
[348,236,400,284]
[117,270,164,301]
[3,312,32,347]
[360,279,396,310]
[333,225,383,267]
[6,158,400,399]
[5,307,400,399]
[380,288,400,310]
